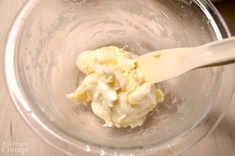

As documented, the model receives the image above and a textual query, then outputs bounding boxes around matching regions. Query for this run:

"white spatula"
[135,37,235,83]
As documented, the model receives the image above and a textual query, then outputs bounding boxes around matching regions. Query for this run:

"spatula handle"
[198,37,235,67]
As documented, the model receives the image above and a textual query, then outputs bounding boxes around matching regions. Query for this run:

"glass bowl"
[3,0,235,155]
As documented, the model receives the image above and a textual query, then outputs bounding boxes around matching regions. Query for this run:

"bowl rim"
[3,0,233,155]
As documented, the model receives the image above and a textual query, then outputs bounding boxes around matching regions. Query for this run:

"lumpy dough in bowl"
[67,46,164,128]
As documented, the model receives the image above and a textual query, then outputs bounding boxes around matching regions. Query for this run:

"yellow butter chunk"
[67,46,164,128]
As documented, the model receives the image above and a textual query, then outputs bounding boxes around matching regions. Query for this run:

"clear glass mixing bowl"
[3,0,235,155]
